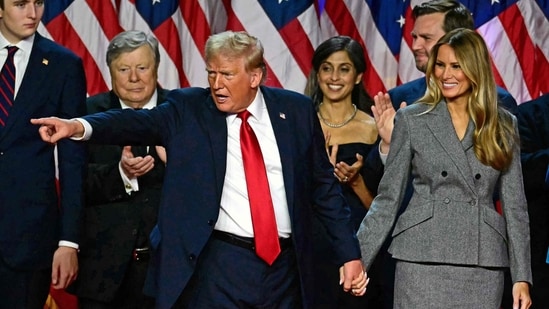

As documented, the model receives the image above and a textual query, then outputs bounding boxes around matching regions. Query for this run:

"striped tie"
[0,46,17,127]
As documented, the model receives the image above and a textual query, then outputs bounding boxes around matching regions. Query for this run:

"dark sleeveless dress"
[334,143,377,231]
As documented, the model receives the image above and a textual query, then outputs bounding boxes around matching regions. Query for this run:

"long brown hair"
[420,28,518,170]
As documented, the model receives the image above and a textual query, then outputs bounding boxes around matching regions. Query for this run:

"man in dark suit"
[387,0,517,115]
[517,93,549,309]
[32,31,367,309]
[0,0,87,307]
[71,30,169,309]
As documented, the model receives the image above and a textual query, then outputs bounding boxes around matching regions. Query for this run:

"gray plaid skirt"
[393,260,504,309]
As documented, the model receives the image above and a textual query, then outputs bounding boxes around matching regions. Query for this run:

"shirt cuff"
[378,142,388,165]
[58,240,79,250]
[69,118,92,141]
[119,161,139,194]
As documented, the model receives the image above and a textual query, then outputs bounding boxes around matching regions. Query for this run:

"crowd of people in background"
[0,0,546,308]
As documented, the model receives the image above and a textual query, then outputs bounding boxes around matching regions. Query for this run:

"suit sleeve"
[357,110,412,269]
[497,88,519,115]
[56,55,88,244]
[517,100,549,194]
[361,139,384,195]
[309,103,361,265]
[85,152,130,206]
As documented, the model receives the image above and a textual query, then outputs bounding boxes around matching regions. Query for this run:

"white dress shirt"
[215,90,292,238]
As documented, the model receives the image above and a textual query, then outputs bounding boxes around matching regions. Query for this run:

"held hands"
[371,92,406,154]
[30,117,84,144]
[339,260,369,296]
[121,146,156,178]
[512,282,532,309]
[51,246,78,290]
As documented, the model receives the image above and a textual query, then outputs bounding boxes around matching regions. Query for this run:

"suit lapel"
[427,101,476,193]
[202,94,228,196]
[156,87,169,104]
[261,87,295,209]
[0,34,49,140]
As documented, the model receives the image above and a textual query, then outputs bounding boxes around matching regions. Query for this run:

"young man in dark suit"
[71,30,169,309]
[0,0,87,307]
[32,30,367,309]
[517,93,549,309]
[387,0,517,116]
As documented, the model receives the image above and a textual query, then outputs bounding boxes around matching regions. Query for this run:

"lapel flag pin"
[279,112,286,119]
[42,59,49,65]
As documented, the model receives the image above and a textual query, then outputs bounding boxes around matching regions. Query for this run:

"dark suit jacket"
[72,88,169,302]
[518,94,549,194]
[516,93,549,308]
[82,86,361,309]
[388,77,519,114]
[0,33,87,269]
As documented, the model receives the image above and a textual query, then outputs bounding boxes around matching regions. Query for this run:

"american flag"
[42,0,547,307]
[39,0,548,104]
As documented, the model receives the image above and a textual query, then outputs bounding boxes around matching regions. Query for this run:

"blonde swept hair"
[419,28,518,171]
[204,31,267,84]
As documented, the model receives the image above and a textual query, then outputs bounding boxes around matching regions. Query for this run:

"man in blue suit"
[0,0,87,307]
[388,0,517,115]
[517,93,549,309]
[32,31,367,309]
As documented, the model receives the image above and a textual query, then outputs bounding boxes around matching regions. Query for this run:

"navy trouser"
[175,236,301,308]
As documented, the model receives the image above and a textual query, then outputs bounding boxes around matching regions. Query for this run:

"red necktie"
[238,110,280,265]
[0,46,17,127]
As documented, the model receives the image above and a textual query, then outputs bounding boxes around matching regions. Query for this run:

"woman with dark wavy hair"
[305,35,383,308]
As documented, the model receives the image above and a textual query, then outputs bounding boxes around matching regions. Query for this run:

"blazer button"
[441,171,448,177]
[470,199,477,206]
[188,254,196,261]
[475,174,481,180]
[444,198,450,204]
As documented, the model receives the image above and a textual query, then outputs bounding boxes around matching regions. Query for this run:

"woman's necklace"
[318,103,358,128]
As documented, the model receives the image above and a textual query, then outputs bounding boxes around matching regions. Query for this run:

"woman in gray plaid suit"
[357,28,532,308]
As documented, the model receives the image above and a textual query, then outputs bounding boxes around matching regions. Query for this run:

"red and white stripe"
[478,0,549,102]
[40,0,548,103]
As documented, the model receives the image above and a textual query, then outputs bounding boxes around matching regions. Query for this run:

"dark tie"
[238,110,280,265]
[131,107,148,157]
[131,145,148,158]
[0,46,17,127]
